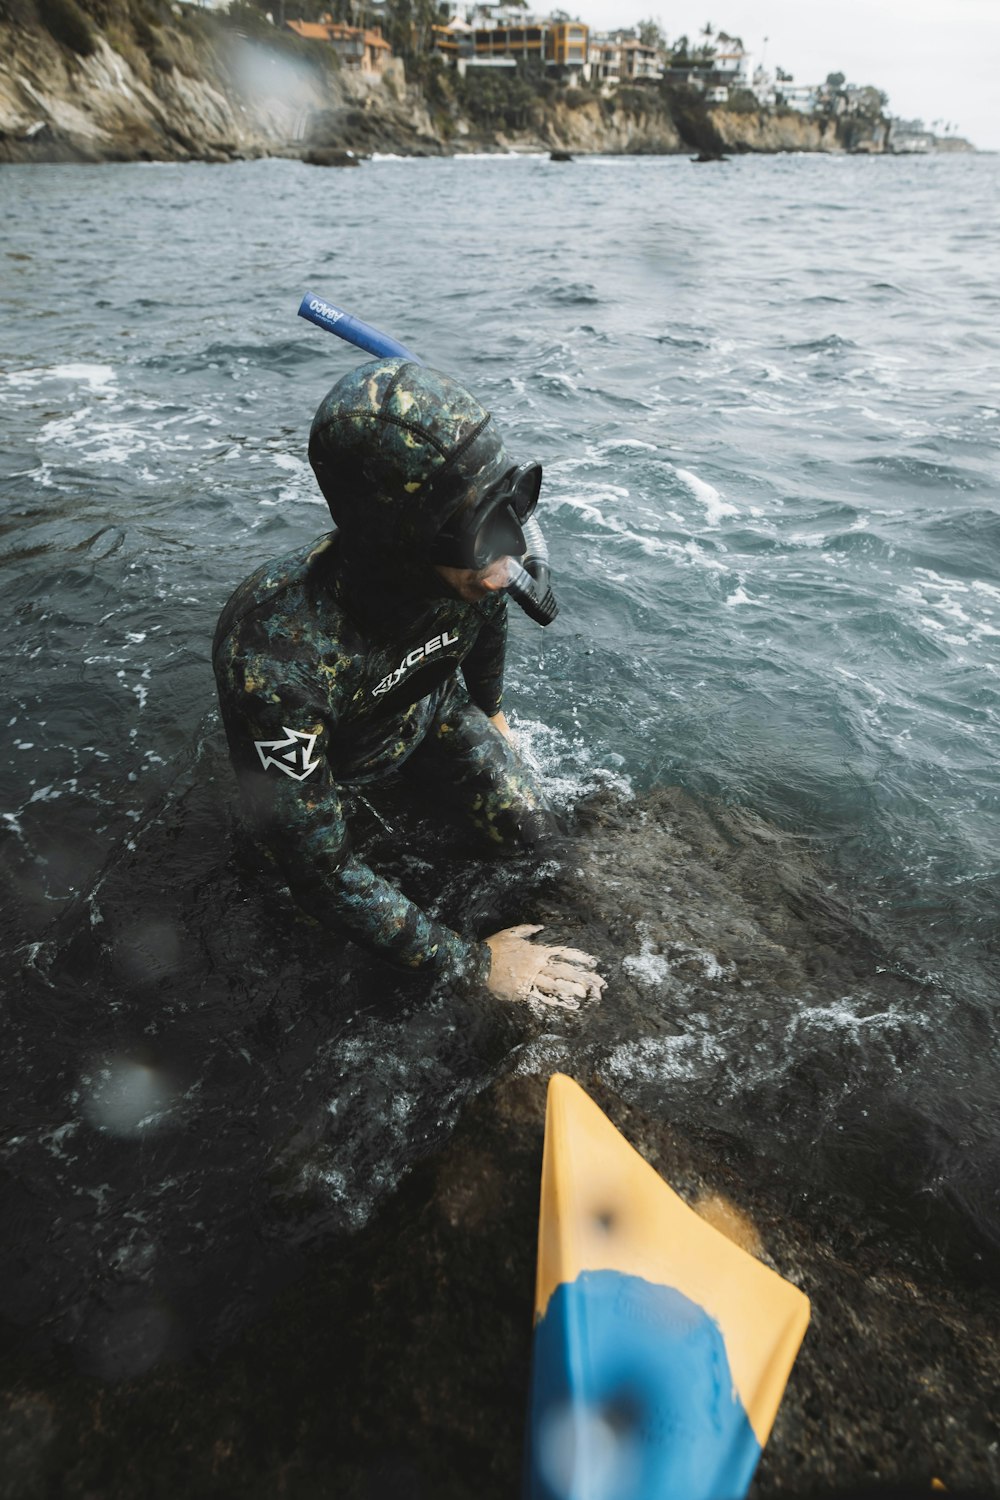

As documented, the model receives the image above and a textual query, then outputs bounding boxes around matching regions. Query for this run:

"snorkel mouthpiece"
[505,515,558,626]
[428,460,559,626]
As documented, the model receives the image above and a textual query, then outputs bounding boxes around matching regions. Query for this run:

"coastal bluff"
[1,9,895,164]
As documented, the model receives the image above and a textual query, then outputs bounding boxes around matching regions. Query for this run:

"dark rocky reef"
[302,146,362,168]
[2,1069,999,1496]
[2,779,999,1496]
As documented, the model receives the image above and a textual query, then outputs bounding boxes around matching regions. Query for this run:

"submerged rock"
[302,147,362,168]
[3,1069,998,1496]
[4,774,998,1493]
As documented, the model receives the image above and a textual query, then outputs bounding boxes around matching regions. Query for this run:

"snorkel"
[298,291,559,626]
[504,516,557,626]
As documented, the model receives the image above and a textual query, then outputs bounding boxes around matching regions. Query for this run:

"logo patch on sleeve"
[254,727,321,782]
[373,629,460,698]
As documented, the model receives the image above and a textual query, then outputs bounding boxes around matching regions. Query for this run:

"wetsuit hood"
[308,359,512,569]
[309,358,558,628]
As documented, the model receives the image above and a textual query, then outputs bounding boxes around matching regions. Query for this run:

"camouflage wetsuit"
[212,529,551,991]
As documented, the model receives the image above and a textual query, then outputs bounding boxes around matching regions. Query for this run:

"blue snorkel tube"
[297,291,557,626]
[298,292,422,364]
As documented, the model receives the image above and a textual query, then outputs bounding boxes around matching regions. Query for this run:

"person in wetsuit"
[212,358,605,1009]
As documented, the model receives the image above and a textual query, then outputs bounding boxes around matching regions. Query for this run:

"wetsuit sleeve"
[461,600,507,718]
[229,690,492,991]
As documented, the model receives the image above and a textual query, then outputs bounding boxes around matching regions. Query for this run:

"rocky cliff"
[0,9,450,163]
[0,9,895,165]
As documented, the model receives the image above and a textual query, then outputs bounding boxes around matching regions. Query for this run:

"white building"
[588,30,665,86]
[710,32,749,82]
[775,83,820,113]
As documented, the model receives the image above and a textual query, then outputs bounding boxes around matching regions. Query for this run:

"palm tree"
[638,17,666,51]
[383,0,441,56]
[695,21,715,66]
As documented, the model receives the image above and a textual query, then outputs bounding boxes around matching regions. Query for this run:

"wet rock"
[4,778,998,1493]
[0,1393,57,1500]
[302,147,362,168]
[3,1072,999,1497]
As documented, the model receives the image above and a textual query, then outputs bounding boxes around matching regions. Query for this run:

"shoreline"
[1,21,976,169]
[2,136,983,167]
[2,147,986,167]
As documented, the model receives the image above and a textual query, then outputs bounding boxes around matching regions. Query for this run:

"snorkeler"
[212,359,605,1010]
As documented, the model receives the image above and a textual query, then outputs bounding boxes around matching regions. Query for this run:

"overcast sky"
[570,0,999,150]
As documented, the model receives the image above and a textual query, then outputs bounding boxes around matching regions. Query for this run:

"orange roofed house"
[285,17,393,74]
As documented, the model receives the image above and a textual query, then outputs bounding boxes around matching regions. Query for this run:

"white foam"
[900,570,1000,653]
[594,437,659,454]
[510,1034,576,1077]
[512,716,633,809]
[622,950,672,986]
[272,452,307,474]
[39,410,149,464]
[50,362,117,391]
[552,491,712,563]
[673,467,739,528]
[259,451,324,507]
[725,585,753,607]
[1,362,116,394]
[681,539,730,573]
[787,997,931,1051]
[623,935,735,990]
[447,150,547,160]
[604,1032,726,1086]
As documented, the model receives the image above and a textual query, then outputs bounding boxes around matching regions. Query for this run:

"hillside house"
[588,30,666,86]
[285,17,392,74]
[431,12,588,76]
[619,36,663,81]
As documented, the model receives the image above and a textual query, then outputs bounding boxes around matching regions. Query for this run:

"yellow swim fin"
[524,1073,810,1500]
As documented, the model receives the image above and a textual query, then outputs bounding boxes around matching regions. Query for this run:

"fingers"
[527,985,581,1012]
[538,958,605,998]
[544,945,600,968]
[542,960,594,987]
[483,926,606,1010]
[528,961,604,1010]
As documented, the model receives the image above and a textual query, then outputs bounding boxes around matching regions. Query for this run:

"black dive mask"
[429,462,558,627]
[430,463,542,571]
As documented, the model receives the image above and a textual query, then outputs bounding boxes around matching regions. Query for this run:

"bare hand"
[488,710,514,744]
[484,924,606,1011]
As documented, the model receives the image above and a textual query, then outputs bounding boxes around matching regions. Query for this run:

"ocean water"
[1,152,999,1378]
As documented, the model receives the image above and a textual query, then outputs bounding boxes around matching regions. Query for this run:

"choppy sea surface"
[2,153,999,1379]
